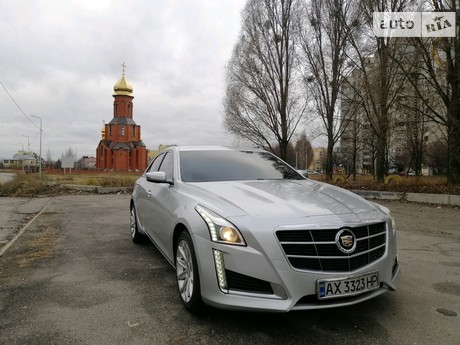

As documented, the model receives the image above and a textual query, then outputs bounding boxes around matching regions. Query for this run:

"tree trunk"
[447,9,460,184]
[325,138,334,181]
[375,136,386,182]
[447,98,460,184]
[279,139,289,162]
[352,130,357,181]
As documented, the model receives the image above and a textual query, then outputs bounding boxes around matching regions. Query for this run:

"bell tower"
[113,62,134,119]
[96,63,148,171]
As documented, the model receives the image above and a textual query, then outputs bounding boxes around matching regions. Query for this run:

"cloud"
[0,0,246,160]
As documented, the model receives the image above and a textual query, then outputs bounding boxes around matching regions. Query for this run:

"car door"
[143,151,174,256]
[135,153,165,236]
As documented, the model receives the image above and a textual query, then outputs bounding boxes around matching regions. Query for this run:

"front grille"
[226,270,273,294]
[276,222,386,272]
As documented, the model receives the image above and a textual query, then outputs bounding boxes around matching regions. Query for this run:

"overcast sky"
[0,0,248,160]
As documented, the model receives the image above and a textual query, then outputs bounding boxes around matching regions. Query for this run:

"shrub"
[384,174,401,185]
[0,174,49,197]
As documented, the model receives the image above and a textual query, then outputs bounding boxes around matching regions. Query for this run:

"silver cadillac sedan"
[130,146,400,313]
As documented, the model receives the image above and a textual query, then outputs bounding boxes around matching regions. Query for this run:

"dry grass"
[1,171,459,196]
[45,172,140,187]
[0,174,52,197]
[309,174,460,195]
[0,171,140,197]
[17,225,57,268]
[45,171,142,187]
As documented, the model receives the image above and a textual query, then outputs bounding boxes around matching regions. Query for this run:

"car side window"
[147,153,165,173]
[159,152,174,181]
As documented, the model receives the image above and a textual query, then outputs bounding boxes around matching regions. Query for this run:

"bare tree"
[299,0,360,181]
[273,141,297,166]
[392,0,460,184]
[426,137,449,175]
[342,1,418,182]
[340,116,364,180]
[45,148,53,169]
[340,71,369,180]
[430,0,460,184]
[294,132,314,169]
[224,0,306,161]
[393,78,431,176]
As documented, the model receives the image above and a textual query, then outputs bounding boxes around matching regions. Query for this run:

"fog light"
[213,249,228,293]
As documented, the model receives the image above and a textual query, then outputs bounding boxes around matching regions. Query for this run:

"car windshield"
[179,150,303,182]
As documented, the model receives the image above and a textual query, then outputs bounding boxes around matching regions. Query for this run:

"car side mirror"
[145,171,173,184]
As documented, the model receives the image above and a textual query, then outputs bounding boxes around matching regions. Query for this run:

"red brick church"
[96,69,148,171]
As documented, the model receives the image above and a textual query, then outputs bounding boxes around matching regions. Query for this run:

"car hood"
[186,179,377,219]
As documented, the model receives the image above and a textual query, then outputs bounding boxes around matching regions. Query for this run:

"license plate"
[317,272,379,300]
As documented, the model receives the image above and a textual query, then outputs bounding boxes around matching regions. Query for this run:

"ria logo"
[373,12,455,37]
[424,14,454,36]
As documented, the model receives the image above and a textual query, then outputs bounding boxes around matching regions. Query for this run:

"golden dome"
[113,75,133,97]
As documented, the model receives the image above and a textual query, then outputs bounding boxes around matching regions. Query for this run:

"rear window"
[179,150,303,182]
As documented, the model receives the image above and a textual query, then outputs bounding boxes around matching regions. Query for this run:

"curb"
[61,184,133,194]
[352,190,460,207]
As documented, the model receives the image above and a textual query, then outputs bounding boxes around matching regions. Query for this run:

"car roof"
[168,145,264,152]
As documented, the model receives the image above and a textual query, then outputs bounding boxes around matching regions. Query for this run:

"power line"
[0,79,40,130]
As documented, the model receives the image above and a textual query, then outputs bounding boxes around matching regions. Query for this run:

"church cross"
[121,62,127,76]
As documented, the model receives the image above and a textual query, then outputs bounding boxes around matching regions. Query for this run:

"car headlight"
[195,205,246,246]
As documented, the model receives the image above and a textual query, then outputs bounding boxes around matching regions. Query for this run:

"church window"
[132,125,136,136]
[120,126,125,136]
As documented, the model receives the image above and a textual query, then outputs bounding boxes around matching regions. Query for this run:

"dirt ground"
[377,200,460,241]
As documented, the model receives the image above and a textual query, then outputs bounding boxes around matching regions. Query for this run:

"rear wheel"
[175,231,205,313]
[130,205,145,244]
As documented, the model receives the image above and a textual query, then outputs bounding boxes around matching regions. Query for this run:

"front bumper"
[192,233,400,312]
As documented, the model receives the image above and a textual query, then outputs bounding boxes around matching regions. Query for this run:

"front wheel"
[175,231,205,313]
[130,205,145,244]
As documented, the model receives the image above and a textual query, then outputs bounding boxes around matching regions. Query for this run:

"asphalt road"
[0,195,459,345]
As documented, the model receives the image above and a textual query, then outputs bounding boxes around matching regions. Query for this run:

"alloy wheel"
[130,207,137,239]
[176,239,194,303]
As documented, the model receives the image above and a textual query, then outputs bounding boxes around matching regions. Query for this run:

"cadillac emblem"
[335,228,356,254]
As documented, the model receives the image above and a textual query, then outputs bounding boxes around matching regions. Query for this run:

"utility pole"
[31,115,42,177]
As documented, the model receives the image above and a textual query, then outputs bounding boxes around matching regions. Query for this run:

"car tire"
[175,231,205,313]
[130,205,145,244]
